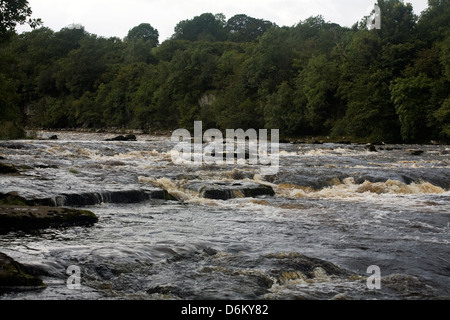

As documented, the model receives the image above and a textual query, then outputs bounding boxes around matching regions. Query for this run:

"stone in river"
[0,163,19,174]
[0,252,46,292]
[0,205,98,234]
[409,149,424,156]
[106,134,137,141]
[184,181,275,200]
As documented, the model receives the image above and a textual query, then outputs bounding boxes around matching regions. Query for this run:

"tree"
[126,23,159,46]
[124,39,158,64]
[417,0,450,43]
[245,27,297,96]
[164,43,222,128]
[432,31,450,140]
[71,91,101,128]
[0,0,41,41]
[434,97,450,140]
[96,63,147,128]
[377,0,417,44]
[226,14,275,42]
[264,81,308,135]
[336,67,400,142]
[300,54,342,132]
[0,0,41,138]
[390,73,435,141]
[57,35,120,97]
[441,32,450,79]
[29,96,71,128]
[1,2,449,142]
[53,26,87,55]
[331,1,422,142]
[172,13,227,42]
[0,70,23,138]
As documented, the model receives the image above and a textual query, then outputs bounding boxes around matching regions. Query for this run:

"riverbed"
[0,131,449,300]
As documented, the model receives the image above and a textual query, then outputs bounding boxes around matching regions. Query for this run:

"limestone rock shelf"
[0,205,98,234]
[183,181,275,200]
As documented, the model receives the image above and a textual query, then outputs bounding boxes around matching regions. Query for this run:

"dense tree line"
[1,0,449,143]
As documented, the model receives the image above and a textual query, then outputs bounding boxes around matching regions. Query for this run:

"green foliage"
[226,14,276,42]
[57,35,116,97]
[0,0,41,42]
[391,73,434,141]
[300,54,342,132]
[126,23,159,45]
[0,35,24,139]
[434,98,450,139]
[264,81,307,135]
[338,68,400,142]
[1,2,450,143]
[173,13,227,42]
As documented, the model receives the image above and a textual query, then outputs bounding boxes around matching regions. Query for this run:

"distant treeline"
[1,0,449,143]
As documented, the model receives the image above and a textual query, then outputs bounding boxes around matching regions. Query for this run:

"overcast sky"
[17,0,430,41]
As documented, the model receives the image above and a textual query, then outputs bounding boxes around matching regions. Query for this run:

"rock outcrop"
[0,188,176,208]
[0,205,98,234]
[0,163,19,174]
[183,181,275,200]
[106,134,137,141]
[0,252,46,292]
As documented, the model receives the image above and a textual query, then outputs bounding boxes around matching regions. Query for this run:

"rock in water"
[0,252,45,292]
[0,163,19,174]
[0,205,99,234]
[409,150,424,156]
[366,144,377,152]
[184,181,275,200]
[106,134,137,141]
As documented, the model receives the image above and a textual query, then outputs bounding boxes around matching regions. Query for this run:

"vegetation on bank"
[0,0,449,143]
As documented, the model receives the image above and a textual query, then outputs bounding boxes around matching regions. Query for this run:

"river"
[0,131,449,300]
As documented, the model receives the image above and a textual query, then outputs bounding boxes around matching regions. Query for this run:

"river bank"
[17,127,450,146]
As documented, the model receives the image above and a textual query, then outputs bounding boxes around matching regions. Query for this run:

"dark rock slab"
[146,285,193,299]
[184,181,275,200]
[409,149,424,156]
[1,188,176,208]
[0,163,19,174]
[50,189,166,206]
[106,134,137,142]
[0,252,46,292]
[0,205,98,234]
[0,143,26,149]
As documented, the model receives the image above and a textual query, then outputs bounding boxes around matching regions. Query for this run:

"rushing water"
[0,131,449,300]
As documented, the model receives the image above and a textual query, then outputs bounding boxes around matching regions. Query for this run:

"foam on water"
[1,131,449,299]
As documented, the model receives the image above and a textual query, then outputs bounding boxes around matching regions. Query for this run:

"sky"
[17,0,430,42]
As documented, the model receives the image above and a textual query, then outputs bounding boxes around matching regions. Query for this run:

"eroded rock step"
[1,188,176,207]
[50,188,175,206]
[184,181,275,200]
[0,205,99,234]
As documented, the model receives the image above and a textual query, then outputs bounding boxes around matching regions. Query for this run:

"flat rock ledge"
[184,181,275,200]
[0,252,45,292]
[0,205,98,234]
[1,188,176,207]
